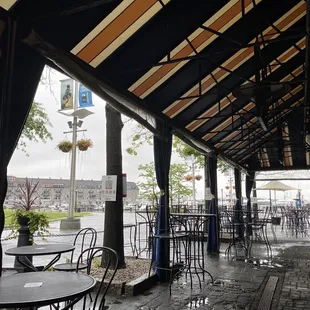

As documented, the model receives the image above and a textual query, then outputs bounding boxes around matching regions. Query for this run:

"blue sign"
[78,84,93,108]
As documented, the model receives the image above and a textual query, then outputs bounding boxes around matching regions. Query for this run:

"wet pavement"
[2,212,136,267]
[2,213,310,309]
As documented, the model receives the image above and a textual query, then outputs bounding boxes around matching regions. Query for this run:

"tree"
[18,101,52,153]
[126,121,231,173]
[137,163,159,206]
[103,105,125,269]
[138,162,192,205]
[169,163,192,205]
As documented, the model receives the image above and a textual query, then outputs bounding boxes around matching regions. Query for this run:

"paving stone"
[11,221,310,310]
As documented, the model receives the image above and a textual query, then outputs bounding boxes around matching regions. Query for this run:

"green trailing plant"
[77,138,93,151]
[10,209,49,239]
[57,140,73,153]
[8,179,49,242]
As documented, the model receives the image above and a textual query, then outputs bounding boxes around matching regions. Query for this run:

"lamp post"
[68,85,78,220]
[75,189,78,212]
[59,80,94,229]
[58,79,94,230]
[60,80,81,230]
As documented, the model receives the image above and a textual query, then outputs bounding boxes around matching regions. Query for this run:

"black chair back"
[71,228,97,263]
[76,246,119,310]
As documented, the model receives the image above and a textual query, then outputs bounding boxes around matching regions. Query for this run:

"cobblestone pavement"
[104,257,268,310]
[102,229,310,309]
[275,245,310,310]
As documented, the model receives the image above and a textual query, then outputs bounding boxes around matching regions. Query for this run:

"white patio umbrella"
[255,181,298,210]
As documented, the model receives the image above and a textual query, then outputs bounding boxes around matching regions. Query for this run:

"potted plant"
[195,175,202,181]
[9,179,49,242]
[77,138,93,151]
[57,140,73,153]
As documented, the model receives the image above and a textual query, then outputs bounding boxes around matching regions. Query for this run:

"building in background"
[5,176,139,210]
[124,182,139,205]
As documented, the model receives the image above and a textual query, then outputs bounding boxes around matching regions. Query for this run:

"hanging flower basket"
[195,175,202,181]
[57,140,73,153]
[77,139,93,151]
[184,175,193,181]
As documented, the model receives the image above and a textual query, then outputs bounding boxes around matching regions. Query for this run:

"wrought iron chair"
[53,227,97,272]
[135,206,157,257]
[62,246,119,310]
[149,213,191,295]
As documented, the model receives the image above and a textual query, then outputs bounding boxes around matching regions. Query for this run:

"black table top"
[0,271,96,308]
[5,243,75,256]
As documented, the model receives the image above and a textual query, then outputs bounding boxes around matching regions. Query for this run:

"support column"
[153,121,172,282]
[253,181,258,220]
[204,155,210,213]
[234,168,243,239]
[245,171,255,235]
[207,153,220,253]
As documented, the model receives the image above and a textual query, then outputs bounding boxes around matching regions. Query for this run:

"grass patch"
[4,210,91,227]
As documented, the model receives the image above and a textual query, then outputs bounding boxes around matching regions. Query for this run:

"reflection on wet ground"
[3,213,310,309]
[187,297,209,308]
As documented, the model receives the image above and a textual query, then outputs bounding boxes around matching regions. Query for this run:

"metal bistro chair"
[62,246,119,310]
[54,227,97,272]
[149,214,191,295]
[135,206,157,258]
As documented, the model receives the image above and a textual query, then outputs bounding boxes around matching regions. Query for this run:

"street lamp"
[59,81,94,230]
[75,189,78,212]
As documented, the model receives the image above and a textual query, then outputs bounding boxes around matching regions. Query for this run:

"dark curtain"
[234,168,243,239]
[153,120,172,281]
[207,154,219,252]
[245,171,255,235]
[0,16,44,275]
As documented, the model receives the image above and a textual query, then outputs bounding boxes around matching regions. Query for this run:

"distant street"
[2,211,137,268]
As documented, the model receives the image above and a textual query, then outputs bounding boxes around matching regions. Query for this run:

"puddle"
[249,258,285,269]
[187,297,209,308]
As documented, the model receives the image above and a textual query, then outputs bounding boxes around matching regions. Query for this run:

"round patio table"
[0,271,96,309]
[5,243,75,271]
[170,213,216,286]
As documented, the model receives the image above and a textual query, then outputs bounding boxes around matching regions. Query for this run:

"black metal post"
[14,222,32,271]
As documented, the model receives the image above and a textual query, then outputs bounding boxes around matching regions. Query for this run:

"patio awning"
[3,0,310,172]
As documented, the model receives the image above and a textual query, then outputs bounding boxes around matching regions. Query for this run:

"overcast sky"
[7,68,207,199]
[7,67,310,202]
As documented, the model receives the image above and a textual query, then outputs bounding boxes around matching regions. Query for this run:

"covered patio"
[0,0,310,308]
